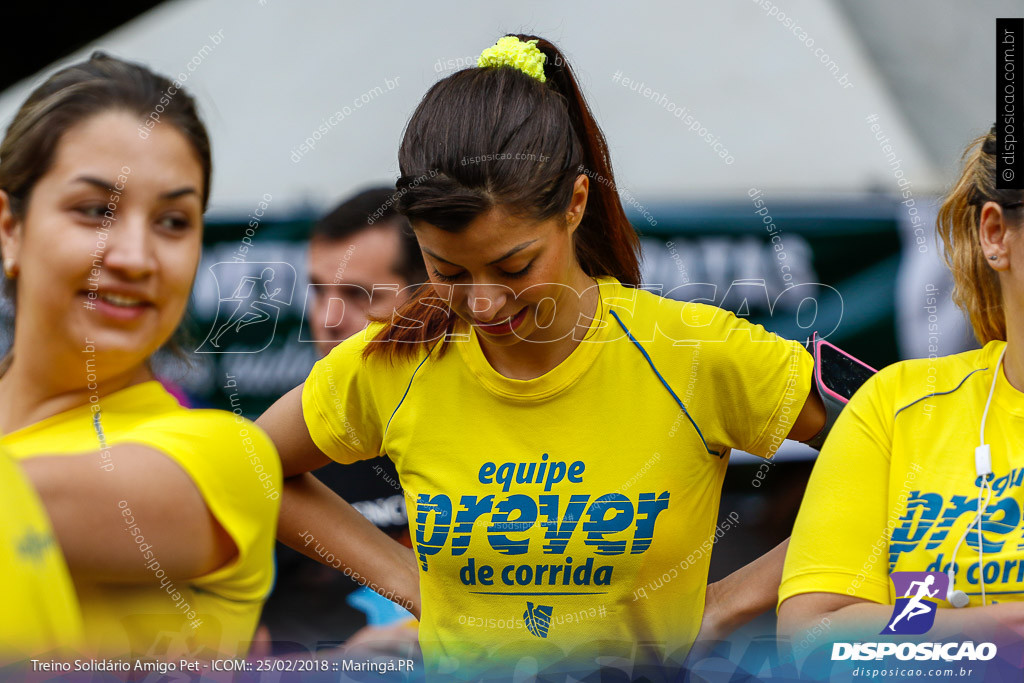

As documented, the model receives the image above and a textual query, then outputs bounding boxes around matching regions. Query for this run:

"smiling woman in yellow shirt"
[779,127,1024,642]
[0,54,280,660]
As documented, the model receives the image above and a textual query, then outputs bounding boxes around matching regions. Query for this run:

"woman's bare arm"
[258,384,420,617]
[788,384,826,444]
[22,446,236,581]
[779,592,1024,643]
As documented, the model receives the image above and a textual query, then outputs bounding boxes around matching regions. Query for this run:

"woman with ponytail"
[261,35,826,675]
[779,127,1024,644]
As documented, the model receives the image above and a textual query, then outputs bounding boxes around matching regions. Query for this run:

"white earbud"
[947,584,970,609]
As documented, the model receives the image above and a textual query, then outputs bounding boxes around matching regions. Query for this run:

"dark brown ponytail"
[366,34,640,361]
[529,36,641,289]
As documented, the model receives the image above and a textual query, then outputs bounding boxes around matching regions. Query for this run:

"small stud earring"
[989,255,999,261]
[2,258,14,277]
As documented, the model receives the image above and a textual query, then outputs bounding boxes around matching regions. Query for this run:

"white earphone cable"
[947,346,1005,608]
[977,480,993,605]
[979,347,1006,445]
[977,347,1005,605]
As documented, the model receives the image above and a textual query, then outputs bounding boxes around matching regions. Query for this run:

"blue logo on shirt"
[524,602,553,638]
[17,529,54,563]
[882,572,948,635]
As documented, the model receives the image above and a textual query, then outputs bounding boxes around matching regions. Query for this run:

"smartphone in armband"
[806,332,877,450]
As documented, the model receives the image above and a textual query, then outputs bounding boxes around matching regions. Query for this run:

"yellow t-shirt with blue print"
[781,340,1024,611]
[0,446,83,660]
[1,381,281,659]
[303,276,813,674]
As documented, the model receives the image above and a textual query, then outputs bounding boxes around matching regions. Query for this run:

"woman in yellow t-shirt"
[0,445,83,660]
[0,53,280,660]
[779,127,1024,642]
[258,35,827,676]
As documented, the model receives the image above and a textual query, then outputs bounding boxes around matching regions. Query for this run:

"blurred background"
[0,0,1016,649]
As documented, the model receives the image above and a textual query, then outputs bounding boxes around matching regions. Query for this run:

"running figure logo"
[197,262,295,353]
[881,572,949,635]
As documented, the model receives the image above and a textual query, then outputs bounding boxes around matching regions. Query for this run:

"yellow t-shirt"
[1,381,281,660]
[0,446,83,660]
[780,340,1024,611]
[303,276,813,674]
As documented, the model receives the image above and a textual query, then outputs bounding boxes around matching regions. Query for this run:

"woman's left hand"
[694,580,728,643]
[693,538,791,648]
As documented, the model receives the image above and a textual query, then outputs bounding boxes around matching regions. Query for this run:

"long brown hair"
[936,126,1023,344]
[365,34,641,361]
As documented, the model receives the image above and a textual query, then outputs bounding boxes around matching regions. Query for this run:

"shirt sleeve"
[301,326,386,465]
[0,449,84,655]
[687,305,815,457]
[121,412,282,602]
[778,367,896,609]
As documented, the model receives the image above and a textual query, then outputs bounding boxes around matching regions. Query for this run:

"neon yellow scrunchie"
[477,36,547,83]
